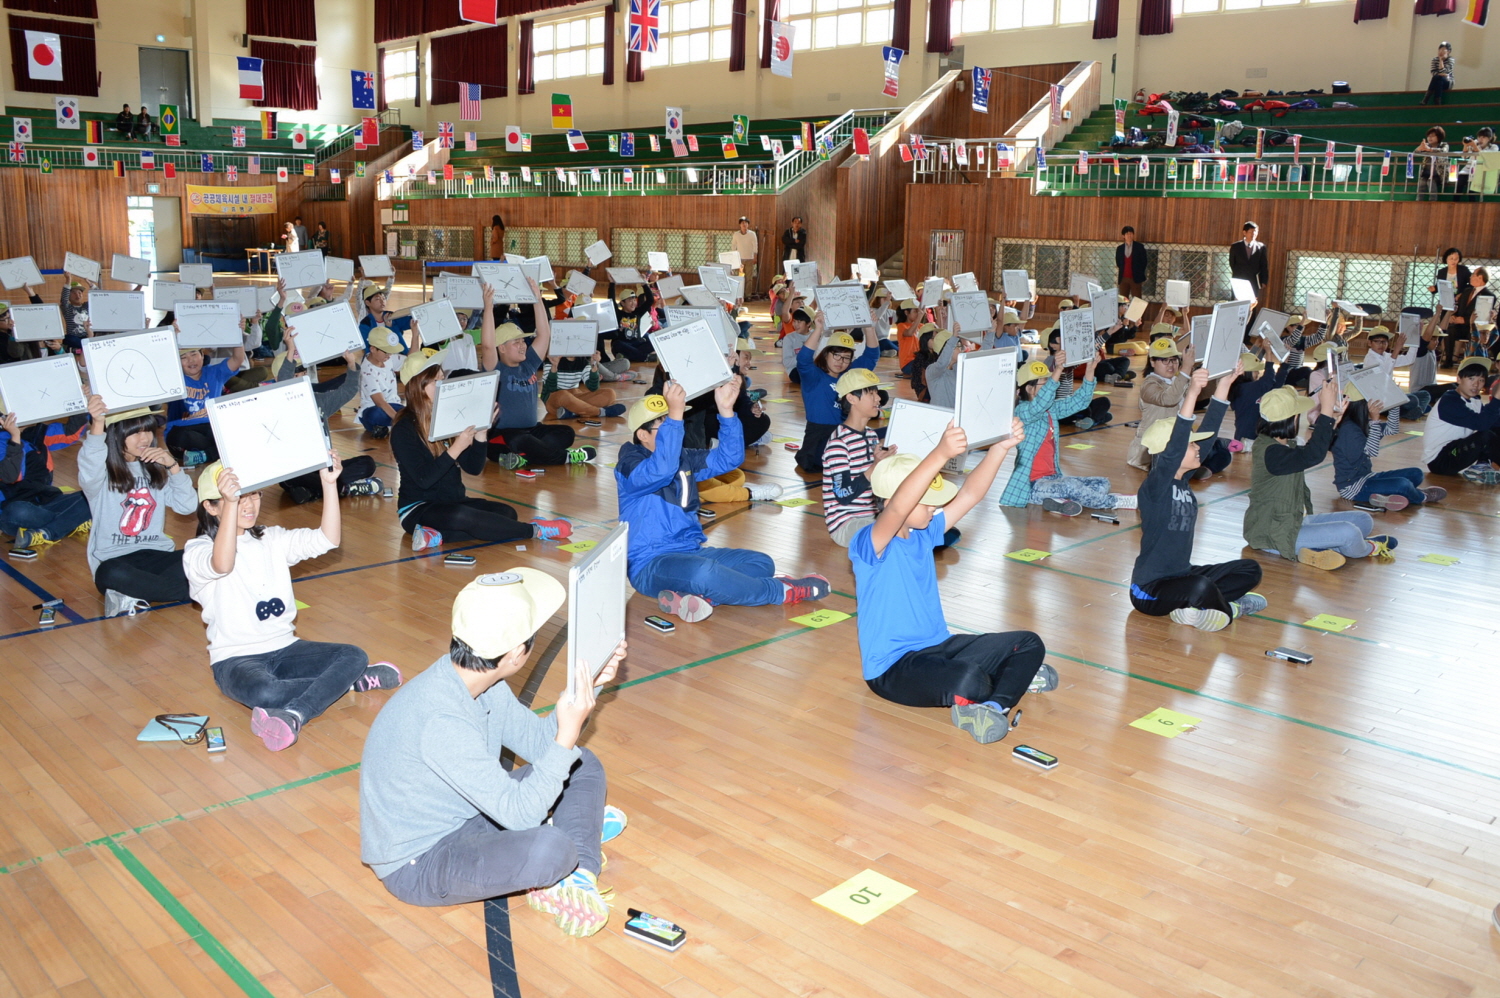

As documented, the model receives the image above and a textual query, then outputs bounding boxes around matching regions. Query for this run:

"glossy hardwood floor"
[3,282,1499,998]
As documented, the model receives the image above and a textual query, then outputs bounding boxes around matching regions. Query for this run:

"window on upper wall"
[950,0,1094,35]
[533,13,606,81]
[383,47,417,102]
[768,0,894,53]
[639,0,734,68]
[1182,0,1343,13]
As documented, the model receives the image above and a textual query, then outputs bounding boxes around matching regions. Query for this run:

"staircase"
[880,250,904,284]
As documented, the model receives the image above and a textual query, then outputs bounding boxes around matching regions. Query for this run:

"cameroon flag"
[551,93,573,129]
[85,120,103,143]
[303,162,315,177]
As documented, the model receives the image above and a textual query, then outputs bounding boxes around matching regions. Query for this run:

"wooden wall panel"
[927,61,1077,139]
[904,179,1500,306]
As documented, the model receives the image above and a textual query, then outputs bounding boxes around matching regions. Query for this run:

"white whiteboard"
[717,250,742,268]
[813,284,873,328]
[1249,309,1290,348]
[883,278,914,301]
[783,261,819,287]
[584,240,612,266]
[434,274,484,309]
[649,318,734,400]
[64,253,102,285]
[175,301,243,349]
[111,253,152,287]
[572,299,617,334]
[1068,273,1098,299]
[429,370,500,442]
[919,277,944,309]
[647,251,671,272]
[82,327,187,413]
[257,286,279,313]
[1002,270,1032,302]
[0,355,87,425]
[954,347,1017,448]
[410,299,465,345]
[1090,288,1117,331]
[472,262,537,303]
[1164,279,1191,309]
[663,306,736,354]
[285,302,363,365]
[655,275,685,300]
[1230,278,1257,303]
[359,254,394,278]
[89,291,147,332]
[1344,365,1409,410]
[1305,292,1329,323]
[177,263,213,289]
[324,257,354,283]
[10,304,63,342]
[948,291,991,335]
[1204,300,1251,379]
[0,256,44,290]
[567,521,629,700]
[1057,308,1095,365]
[679,284,720,309]
[565,270,597,299]
[213,286,259,318]
[606,267,645,285]
[521,256,555,285]
[951,272,979,294]
[1189,314,1210,354]
[152,279,196,312]
[206,377,330,493]
[276,250,328,289]
[885,398,955,462]
[549,319,599,357]
[701,270,743,303]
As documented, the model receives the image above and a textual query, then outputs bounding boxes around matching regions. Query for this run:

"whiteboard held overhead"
[111,253,152,287]
[1002,269,1031,302]
[954,347,1018,448]
[428,370,501,442]
[410,299,465,344]
[1164,279,1191,309]
[177,263,213,289]
[1089,288,1117,332]
[358,254,394,278]
[174,301,244,349]
[664,305,737,354]
[285,301,363,365]
[883,278,914,302]
[572,299,617,334]
[565,270,597,299]
[584,240,612,266]
[0,354,87,426]
[947,291,992,336]
[213,286,259,318]
[275,250,328,290]
[9,303,64,342]
[548,319,599,358]
[606,267,645,285]
[82,327,188,413]
[919,277,945,309]
[206,377,331,493]
[0,255,45,290]
[323,257,355,283]
[648,317,734,400]
[1204,300,1251,379]
[1057,308,1095,365]
[435,274,484,310]
[647,251,672,273]
[567,521,630,702]
[152,280,196,313]
[813,284,874,328]
[884,399,955,462]
[64,252,102,285]
[88,291,147,332]
[472,262,538,303]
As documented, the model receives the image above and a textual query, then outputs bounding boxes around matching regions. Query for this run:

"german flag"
[85,120,102,143]
[550,93,573,129]
[1464,0,1488,26]
[112,160,125,178]
[260,110,278,140]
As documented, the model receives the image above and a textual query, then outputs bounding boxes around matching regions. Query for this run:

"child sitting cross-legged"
[1332,379,1445,510]
[617,380,830,623]
[852,419,1057,745]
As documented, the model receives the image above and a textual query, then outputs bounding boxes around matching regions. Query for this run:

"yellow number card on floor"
[791,608,850,629]
[1130,707,1201,738]
[1304,614,1355,632]
[776,497,816,507]
[771,436,798,443]
[294,599,310,610]
[559,540,598,553]
[1418,553,1460,566]
[1006,549,1051,562]
[761,397,793,404]
[1064,443,1094,450]
[813,870,917,925]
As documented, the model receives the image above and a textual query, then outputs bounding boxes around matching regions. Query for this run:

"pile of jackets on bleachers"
[1111,90,1333,152]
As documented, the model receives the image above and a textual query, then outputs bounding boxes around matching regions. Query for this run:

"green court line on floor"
[106,839,276,998]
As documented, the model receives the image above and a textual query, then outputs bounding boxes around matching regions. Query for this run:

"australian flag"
[351,70,377,110]
[201,153,214,173]
[620,132,635,157]
[628,0,660,53]
[438,122,454,149]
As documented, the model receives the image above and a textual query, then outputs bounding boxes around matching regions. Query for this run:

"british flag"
[460,83,482,122]
[231,125,246,148]
[628,0,660,53]
[8,142,24,163]
[437,122,454,149]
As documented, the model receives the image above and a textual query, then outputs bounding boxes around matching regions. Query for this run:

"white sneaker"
[746,482,783,501]
[104,589,149,618]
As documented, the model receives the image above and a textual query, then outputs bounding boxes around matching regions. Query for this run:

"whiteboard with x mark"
[649,318,734,400]
[89,291,146,332]
[472,263,538,303]
[813,284,874,328]
[82,327,187,413]
[275,250,328,290]
[885,398,956,462]
[549,320,599,358]
[954,347,1018,448]
[10,304,64,342]
[207,377,330,492]
[429,370,501,442]
[285,302,364,366]
[567,521,630,701]
[175,301,243,349]
[0,355,87,426]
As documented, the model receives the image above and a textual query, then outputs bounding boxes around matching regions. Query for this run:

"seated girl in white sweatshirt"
[184,457,402,752]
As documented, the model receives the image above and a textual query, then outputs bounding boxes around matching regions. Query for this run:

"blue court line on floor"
[0,558,85,623]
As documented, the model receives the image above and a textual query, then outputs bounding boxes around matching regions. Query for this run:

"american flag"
[437,122,454,148]
[628,0,660,53]
[231,125,246,148]
[460,83,482,122]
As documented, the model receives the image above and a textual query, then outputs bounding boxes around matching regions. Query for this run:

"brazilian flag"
[159,104,179,135]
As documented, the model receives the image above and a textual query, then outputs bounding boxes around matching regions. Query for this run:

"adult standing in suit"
[1116,226,1147,299]
[782,217,808,263]
[1229,221,1269,304]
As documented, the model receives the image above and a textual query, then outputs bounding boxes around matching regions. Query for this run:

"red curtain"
[246,0,316,41]
[250,39,318,111]
[926,0,951,52]
[374,0,422,43]
[376,0,582,43]
[376,45,387,110]
[1093,0,1118,38]
[626,50,643,83]
[603,5,615,84]
[2,0,96,15]
[430,24,507,103]
[1352,0,1388,20]
[517,19,534,95]
[729,0,746,72]
[7,13,96,96]
[890,0,910,53]
[1138,0,1172,35]
[1414,0,1455,13]
[760,0,778,67]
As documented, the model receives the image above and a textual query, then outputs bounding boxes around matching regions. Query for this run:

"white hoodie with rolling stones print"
[77,433,197,574]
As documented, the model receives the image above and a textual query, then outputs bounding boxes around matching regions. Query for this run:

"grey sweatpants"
[379,749,607,906]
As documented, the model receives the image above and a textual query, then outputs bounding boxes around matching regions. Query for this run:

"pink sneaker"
[1228,439,1246,453]
[658,590,714,622]
[249,707,300,752]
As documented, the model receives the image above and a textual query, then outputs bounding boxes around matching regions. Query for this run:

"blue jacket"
[615,415,744,589]
[797,345,876,426]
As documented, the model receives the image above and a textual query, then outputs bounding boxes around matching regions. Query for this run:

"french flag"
[237,56,264,100]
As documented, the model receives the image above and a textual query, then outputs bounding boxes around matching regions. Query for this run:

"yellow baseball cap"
[1343,378,1365,402]
[1240,352,1265,373]
[362,284,385,300]
[824,332,858,350]
[1058,299,1076,310]
[1142,418,1214,455]
[1458,355,1494,372]
[1150,322,1176,336]
[1016,360,1051,386]
[614,286,641,301]
[832,368,887,397]
[627,393,670,435]
[197,461,226,501]
[0,303,10,317]
[1003,308,1021,324]
[736,336,752,352]
[367,327,405,355]
[399,347,446,383]
[451,568,565,658]
[869,453,959,506]
[1311,342,1339,362]
[913,321,939,338]
[897,298,918,309]
[1259,386,1318,421]
[1148,337,1182,358]
[103,406,160,427]
[1366,325,1391,338]
[1287,313,1306,325]
[931,329,953,354]
[494,321,527,346]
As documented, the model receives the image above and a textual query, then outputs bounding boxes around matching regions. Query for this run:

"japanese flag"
[291,127,308,149]
[276,166,289,182]
[81,145,100,167]
[505,125,522,151]
[25,31,63,81]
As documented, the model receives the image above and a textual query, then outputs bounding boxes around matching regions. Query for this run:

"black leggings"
[280,455,377,504]
[608,334,653,363]
[166,424,218,463]
[866,631,1047,711]
[486,423,577,465]
[1129,559,1262,617]
[795,421,838,472]
[400,498,533,542]
[1059,396,1112,426]
[1428,428,1500,476]
[94,548,190,603]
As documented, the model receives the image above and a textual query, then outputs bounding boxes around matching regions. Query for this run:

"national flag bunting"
[201,153,214,173]
[721,137,737,159]
[260,111,278,140]
[361,117,379,145]
[852,127,869,157]
[231,125,246,147]
[82,146,99,167]
[881,47,903,98]
[383,169,394,182]
[291,127,307,150]
[732,114,749,144]
[460,83,482,121]
[54,97,78,129]
[438,122,454,148]
[85,119,103,144]
[566,130,588,152]
[351,70,377,110]
[649,134,661,152]
[620,133,635,157]
[25,30,62,81]
[623,167,634,183]
[227,165,238,181]
[1463,0,1488,26]
[13,118,31,143]
[412,130,423,150]
[159,104,179,135]
[551,94,574,129]
[505,124,522,151]
[628,0,661,53]
[238,56,264,100]
[164,163,177,179]
[276,166,288,182]
[7,142,24,163]
[248,156,261,175]
[971,67,991,114]
[303,162,315,177]
[165,135,181,146]
[331,168,341,184]
[460,0,498,23]
[140,149,154,170]
[355,161,366,178]
[112,160,125,178]
[39,157,51,174]
[484,165,493,180]
[465,131,477,152]
[443,164,454,180]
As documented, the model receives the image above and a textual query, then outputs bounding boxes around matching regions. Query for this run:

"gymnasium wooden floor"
[3,279,1500,998]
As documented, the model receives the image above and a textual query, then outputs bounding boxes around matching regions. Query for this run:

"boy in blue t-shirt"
[165,340,244,466]
[850,419,1054,745]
